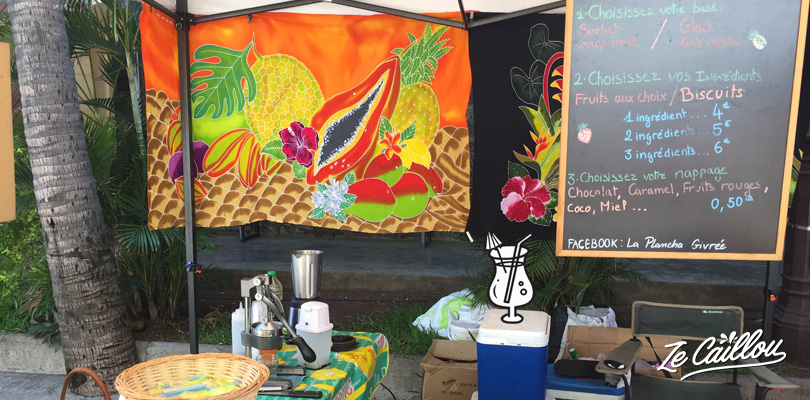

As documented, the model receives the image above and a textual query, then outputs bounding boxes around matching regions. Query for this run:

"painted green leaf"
[545,160,560,191]
[309,207,325,220]
[379,116,393,141]
[339,193,357,210]
[513,152,543,175]
[190,42,256,119]
[529,23,564,62]
[332,210,347,222]
[508,162,530,179]
[316,182,327,193]
[261,139,285,161]
[511,65,543,106]
[293,162,306,180]
[401,122,416,142]
[344,172,356,186]
[520,105,553,139]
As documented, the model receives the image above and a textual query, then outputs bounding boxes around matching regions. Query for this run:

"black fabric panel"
[467,13,565,241]
[632,303,743,340]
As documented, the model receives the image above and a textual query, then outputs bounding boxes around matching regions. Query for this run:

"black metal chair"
[595,301,798,400]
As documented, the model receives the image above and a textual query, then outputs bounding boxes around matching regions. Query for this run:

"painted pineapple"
[244,52,325,144]
[748,30,767,50]
[389,24,452,146]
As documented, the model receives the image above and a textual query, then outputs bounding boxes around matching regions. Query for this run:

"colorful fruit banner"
[142,7,471,233]
[466,13,565,240]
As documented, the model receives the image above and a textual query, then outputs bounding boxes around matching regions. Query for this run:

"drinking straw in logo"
[514,234,532,258]
[504,234,531,304]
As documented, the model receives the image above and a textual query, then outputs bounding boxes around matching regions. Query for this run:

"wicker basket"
[115,353,269,400]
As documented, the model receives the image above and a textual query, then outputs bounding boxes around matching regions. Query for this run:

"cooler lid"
[476,309,550,347]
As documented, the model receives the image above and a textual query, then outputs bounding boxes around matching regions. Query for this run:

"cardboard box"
[421,340,478,400]
[562,325,683,379]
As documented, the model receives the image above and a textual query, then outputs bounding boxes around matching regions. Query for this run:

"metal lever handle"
[257,288,316,363]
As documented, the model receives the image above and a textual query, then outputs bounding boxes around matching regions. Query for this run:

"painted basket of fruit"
[115,353,269,400]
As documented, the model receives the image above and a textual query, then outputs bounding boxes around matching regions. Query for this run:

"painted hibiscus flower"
[500,176,552,222]
[280,121,319,167]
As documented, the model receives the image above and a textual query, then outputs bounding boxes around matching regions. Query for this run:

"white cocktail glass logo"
[659,329,786,380]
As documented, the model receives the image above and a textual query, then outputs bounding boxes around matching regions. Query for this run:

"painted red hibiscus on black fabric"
[500,176,551,222]
[280,121,319,167]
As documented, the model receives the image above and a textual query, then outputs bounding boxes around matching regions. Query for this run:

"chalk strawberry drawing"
[577,123,592,144]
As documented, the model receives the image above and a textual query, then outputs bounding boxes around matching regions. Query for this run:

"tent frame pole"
[175,0,200,355]
[468,1,566,28]
[331,0,464,28]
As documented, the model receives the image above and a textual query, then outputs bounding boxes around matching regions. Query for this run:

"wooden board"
[557,0,809,259]
[0,43,13,223]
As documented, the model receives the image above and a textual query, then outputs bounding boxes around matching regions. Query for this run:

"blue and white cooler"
[477,309,550,399]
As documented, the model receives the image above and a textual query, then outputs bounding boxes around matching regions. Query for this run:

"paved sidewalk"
[0,371,106,400]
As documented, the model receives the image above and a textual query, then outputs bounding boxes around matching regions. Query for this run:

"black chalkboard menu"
[557,0,809,259]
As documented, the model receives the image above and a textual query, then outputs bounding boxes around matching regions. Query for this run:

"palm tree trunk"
[8,0,137,395]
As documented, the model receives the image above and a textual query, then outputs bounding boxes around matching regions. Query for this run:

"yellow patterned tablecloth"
[257,331,389,400]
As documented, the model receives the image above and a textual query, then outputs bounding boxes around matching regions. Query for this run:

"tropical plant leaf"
[332,210,347,222]
[520,105,553,139]
[261,139,285,161]
[545,160,560,191]
[339,193,356,210]
[344,172,356,186]
[293,162,306,180]
[513,152,543,175]
[510,66,542,106]
[508,161,530,179]
[379,116,393,141]
[400,122,417,142]
[309,207,326,220]
[190,42,256,119]
[536,142,560,182]
[529,23,564,62]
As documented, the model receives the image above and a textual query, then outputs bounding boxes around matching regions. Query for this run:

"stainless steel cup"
[290,250,322,299]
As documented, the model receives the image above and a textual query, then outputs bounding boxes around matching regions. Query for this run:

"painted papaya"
[344,178,396,222]
[363,153,404,186]
[391,173,430,219]
[406,163,443,197]
[307,56,401,185]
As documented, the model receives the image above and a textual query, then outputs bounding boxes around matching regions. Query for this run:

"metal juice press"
[240,273,316,363]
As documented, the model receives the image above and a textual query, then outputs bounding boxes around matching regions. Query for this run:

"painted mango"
[344,178,396,222]
[391,173,430,219]
[307,56,401,184]
[363,153,404,186]
[406,163,443,197]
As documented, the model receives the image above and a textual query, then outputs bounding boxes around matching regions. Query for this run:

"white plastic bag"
[413,289,488,338]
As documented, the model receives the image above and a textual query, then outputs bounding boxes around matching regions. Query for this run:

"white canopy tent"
[147,0,565,18]
[138,0,566,352]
